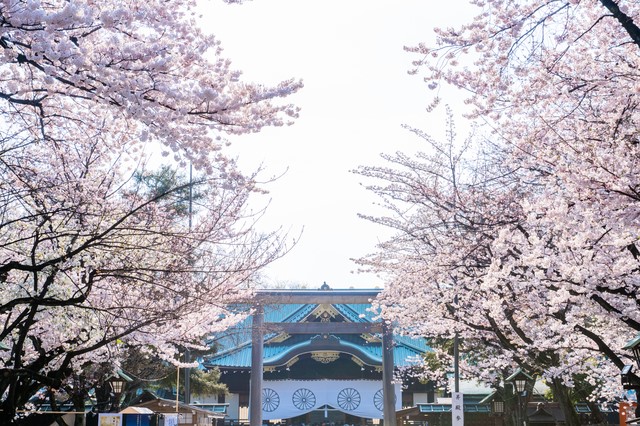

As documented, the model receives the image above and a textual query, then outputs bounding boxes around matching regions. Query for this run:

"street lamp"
[623,334,640,370]
[492,399,505,426]
[506,369,534,396]
[513,376,527,394]
[506,369,534,426]
[107,375,128,411]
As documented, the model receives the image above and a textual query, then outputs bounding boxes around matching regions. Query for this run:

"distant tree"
[133,165,204,217]
[150,365,227,400]
[117,345,227,405]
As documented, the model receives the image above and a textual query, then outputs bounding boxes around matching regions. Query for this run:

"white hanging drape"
[259,380,401,420]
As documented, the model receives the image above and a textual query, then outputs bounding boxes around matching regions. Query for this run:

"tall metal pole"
[184,163,193,405]
[176,365,180,412]
[518,394,523,426]
[453,294,459,393]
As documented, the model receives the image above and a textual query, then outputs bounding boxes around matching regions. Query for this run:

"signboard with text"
[452,392,464,426]
[98,413,122,426]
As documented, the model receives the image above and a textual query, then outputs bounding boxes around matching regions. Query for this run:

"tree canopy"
[356,1,640,420]
[0,0,301,423]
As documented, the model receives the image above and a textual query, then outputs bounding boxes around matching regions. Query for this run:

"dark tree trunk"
[548,377,580,426]
[71,391,87,426]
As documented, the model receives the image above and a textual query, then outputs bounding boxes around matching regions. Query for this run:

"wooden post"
[250,305,264,426]
[382,321,396,426]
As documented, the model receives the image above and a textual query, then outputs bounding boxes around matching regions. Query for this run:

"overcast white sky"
[197,1,473,289]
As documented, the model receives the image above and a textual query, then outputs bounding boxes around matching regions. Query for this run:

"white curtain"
[163,414,179,426]
[259,380,401,420]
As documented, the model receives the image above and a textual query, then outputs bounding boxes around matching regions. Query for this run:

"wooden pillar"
[382,321,396,426]
[250,305,264,426]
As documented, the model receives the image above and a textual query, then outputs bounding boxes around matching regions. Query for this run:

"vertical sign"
[452,392,464,426]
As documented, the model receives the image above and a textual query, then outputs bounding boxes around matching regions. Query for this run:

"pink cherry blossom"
[0,0,300,422]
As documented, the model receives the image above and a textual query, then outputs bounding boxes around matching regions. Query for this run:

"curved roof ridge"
[207,339,252,361]
[393,333,431,352]
[263,335,383,366]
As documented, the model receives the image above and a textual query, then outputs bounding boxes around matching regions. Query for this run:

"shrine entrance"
[289,407,371,426]
[204,285,424,426]
[249,288,397,426]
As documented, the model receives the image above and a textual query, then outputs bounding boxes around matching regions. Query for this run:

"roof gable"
[206,300,430,369]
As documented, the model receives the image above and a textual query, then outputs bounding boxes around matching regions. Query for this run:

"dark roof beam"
[263,322,382,334]
[255,289,380,305]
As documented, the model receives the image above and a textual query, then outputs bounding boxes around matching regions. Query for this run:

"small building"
[526,402,564,425]
[127,390,226,426]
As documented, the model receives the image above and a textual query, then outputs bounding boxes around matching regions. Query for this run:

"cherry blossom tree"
[357,1,640,421]
[0,0,301,423]
[356,110,630,425]
[422,0,640,372]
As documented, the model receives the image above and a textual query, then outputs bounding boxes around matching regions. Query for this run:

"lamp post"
[624,335,640,367]
[492,399,505,426]
[506,369,534,426]
[107,376,127,412]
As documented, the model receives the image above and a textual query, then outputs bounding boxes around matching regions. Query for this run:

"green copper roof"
[206,301,430,369]
[623,333,640,350]
[418,404,491,413]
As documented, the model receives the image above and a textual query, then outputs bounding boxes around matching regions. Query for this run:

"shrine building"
[202,285,434,426]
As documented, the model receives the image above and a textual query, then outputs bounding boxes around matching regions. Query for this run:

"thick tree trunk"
[0,383,20,425]
[48,391,71,426]
[599,0,640,49]
[72,392,86,426]
[0,407,14,426]
[548,378,581,426]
